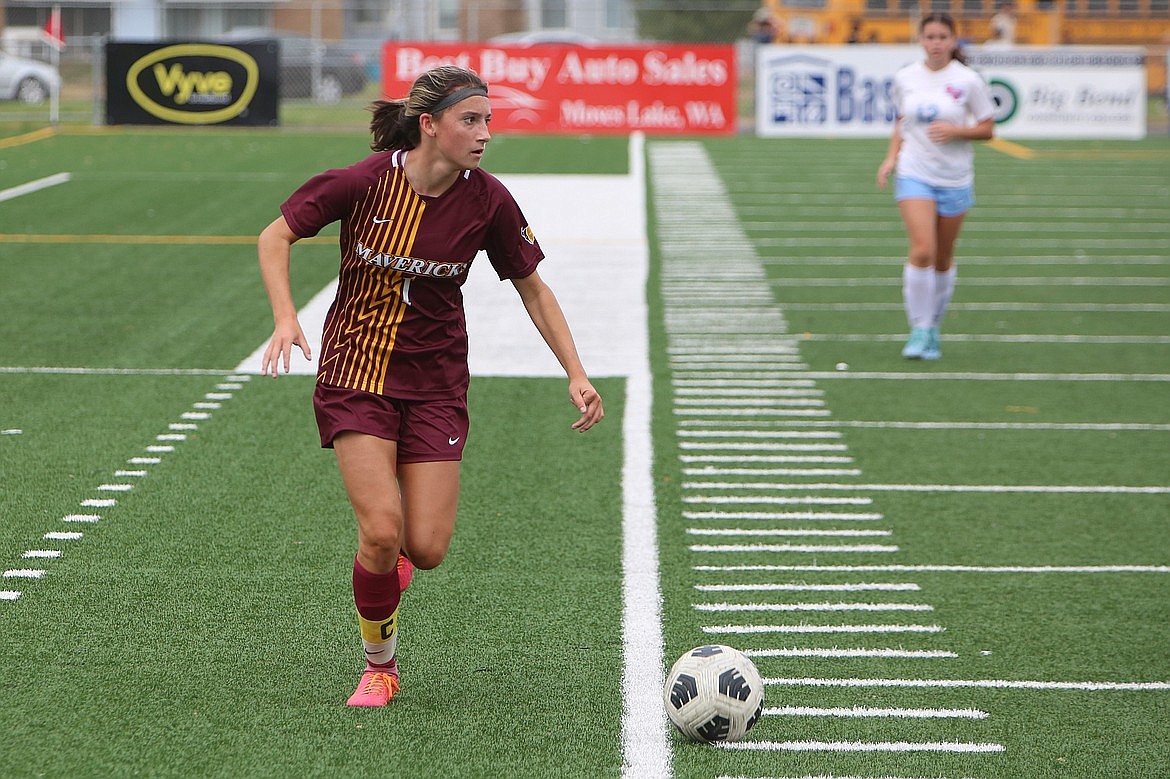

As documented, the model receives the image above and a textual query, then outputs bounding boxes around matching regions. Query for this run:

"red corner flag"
[42,6,65,51]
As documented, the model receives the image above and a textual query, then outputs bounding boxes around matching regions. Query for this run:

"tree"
[632,0,762,43]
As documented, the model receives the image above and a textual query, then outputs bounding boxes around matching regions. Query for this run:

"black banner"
[106,41,278,126]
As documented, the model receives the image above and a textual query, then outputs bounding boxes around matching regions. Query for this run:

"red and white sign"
[42,6,65,51]
[382,43,736,135]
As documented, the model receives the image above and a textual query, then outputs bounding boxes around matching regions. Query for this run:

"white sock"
[933,267,957,328]
[902,265,934,329]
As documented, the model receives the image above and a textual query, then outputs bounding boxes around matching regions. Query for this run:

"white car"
[487,30,600,46]
[0,51,61,104]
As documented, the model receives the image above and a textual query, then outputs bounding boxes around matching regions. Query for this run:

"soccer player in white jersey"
[877,13,995,360]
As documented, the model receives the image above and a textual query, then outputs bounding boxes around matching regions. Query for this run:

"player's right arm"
[258,215,312,377]
[877,119,902,189]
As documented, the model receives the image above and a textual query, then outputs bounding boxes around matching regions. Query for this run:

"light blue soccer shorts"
[894,176,975,217]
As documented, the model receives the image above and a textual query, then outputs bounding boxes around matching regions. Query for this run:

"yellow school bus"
[761,0,1169,92]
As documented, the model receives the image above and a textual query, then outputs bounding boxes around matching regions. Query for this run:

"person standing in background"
[989,2,1017,46]
[748,5,780,44]
[876,13,995,360]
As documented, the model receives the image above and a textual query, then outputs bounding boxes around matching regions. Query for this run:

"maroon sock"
[353,556,402,622]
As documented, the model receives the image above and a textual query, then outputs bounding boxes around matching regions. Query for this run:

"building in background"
[0,0,638,48]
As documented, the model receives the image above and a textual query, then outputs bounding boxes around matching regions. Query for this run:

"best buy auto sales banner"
[382,43,735,135]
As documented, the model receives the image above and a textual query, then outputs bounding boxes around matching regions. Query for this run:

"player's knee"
[357,519,403,570]
[908,246,935,267]
[406,540,451,571]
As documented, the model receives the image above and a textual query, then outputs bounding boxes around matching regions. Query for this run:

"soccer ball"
[663,644,764,743]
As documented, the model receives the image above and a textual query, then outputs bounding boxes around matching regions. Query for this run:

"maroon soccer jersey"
[280,149,543,399]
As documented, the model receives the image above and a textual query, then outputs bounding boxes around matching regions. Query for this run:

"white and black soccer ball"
[663,644,764,743]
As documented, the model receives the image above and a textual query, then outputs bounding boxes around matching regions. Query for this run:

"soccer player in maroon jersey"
[257,65,605,707]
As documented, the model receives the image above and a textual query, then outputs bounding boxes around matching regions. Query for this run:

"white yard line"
[765,677,1170,692]
[683,482,1170,494]
[0,172,70,203]
[718,739,1004,753]
[694,564,1170,573]
[767,705,987,719]
[678,420,1170,431]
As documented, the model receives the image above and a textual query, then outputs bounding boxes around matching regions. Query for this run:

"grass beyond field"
[1,127,1167,778]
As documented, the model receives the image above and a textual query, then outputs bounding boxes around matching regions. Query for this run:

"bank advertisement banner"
[106,41,278,126]
[755,45,917,138]
[382,43,735,135]
[756,45,1145,140]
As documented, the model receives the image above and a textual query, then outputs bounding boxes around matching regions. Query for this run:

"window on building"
[226,8,265,31]
[166,7,202,37]
[605,0,631,28]
[542,0,567,28]
[438,0,460,31]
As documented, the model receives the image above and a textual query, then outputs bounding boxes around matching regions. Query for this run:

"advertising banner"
[755,45,917,138]
[756,45,1146,140]
[106,41,278,126]
[381,43,736,135]
[967,47,1145,140]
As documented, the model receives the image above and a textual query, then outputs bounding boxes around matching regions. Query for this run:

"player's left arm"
[927,116,994,143]
[511,269,604,432]
[928,76,996,144]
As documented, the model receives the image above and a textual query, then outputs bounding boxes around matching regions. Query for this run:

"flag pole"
[44,6,63,125]
[50,36,59,125]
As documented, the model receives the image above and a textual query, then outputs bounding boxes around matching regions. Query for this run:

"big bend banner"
[382,43,736,135]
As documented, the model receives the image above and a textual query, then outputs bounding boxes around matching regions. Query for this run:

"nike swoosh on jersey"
[448,437,461,445]
[372,216,394,224]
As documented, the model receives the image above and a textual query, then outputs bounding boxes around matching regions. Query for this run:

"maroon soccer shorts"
[313,383,469,463]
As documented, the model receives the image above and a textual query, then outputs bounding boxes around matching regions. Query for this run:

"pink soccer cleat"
[397,553,414,592]
[346,664,400,708]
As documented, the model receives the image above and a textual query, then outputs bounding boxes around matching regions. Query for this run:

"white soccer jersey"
[892,59,995,188]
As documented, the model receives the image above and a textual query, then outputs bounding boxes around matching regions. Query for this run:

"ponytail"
[369,99,417,152]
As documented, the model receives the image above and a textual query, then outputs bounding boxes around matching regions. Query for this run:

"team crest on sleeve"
[522,225,537,245]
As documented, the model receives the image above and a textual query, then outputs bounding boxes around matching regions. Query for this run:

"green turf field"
[1,127,1167,778]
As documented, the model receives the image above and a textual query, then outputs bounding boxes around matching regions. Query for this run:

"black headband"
[429,86,489,114]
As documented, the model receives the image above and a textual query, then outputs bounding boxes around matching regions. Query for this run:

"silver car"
[0,51,61,104]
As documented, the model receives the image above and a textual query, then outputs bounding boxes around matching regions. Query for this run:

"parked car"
[221,29,367,102]
[487,30,600,46]
[0,51,60,104]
